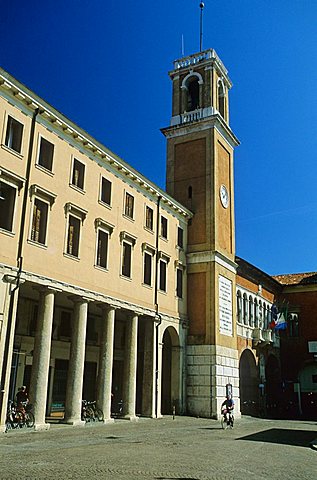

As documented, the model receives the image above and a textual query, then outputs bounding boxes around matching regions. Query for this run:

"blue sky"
[1,1,317,275]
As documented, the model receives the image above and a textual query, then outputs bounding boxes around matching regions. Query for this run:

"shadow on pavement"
[237,428,317,448]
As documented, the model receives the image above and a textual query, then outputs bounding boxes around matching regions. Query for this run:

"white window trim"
[160,215,168,241]
[0,177,19,235]
[158,251,170,293]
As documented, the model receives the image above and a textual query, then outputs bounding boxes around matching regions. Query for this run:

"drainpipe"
[154,195,162,418]
[0,107,39,418]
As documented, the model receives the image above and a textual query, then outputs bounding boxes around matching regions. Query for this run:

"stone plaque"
[219,275,233,336]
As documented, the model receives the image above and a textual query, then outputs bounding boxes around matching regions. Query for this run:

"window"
[100,177,112,206]
[96,229,109,269]
[124,192,134,219]
[31,198,48,244]
[159,260,167,292]
[5,116,23,153]
[71,159,85,190]
[187,77,199,111]
[145,206,153,230]
[243,294,248,325]
[288,313,299,337]
[176,268,183,298]
[237,291,242,323]
[143,252,152,286]
[177,227,184,248]
[38,137,54,171]
[122,242,132,277]
[120,231,136,278]
[161,216,168,239]
[218,80,225,118]
[249,296,254,327]
[67,215,81,257]
[0,181,16,231]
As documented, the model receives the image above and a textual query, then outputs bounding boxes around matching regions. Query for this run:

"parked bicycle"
[6,400,34,430]
[81,400,104,422]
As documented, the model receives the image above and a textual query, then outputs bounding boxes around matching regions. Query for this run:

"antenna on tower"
[199,2,205,52]
[181,34,185,56]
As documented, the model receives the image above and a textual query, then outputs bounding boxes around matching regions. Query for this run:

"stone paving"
[0,416,316,479]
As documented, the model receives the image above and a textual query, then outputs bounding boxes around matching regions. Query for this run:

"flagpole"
[199,2,205,52]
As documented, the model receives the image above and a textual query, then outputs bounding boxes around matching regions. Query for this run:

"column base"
[102,417,115,424]
[34,422,50,431]
[64,418,85,427]
[123,415,139,422]
[0,425,6,434]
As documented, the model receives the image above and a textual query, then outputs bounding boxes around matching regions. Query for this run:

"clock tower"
[162,49,240,418]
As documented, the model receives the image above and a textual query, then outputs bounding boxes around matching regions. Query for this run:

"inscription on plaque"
[219,275,233,336]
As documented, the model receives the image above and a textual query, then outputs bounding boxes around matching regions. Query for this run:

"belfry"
[162,48,240,417]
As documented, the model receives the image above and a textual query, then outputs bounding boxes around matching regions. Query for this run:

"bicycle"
[6,401,34,430]
[220,408,234,429]
[81,400,104,422]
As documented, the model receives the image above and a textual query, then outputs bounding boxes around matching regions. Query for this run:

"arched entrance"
[299,362,317,419]
[239,349,258,416]
[266,354,282,416]
[161,327,180,415]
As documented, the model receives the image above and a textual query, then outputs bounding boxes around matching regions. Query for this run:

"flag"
[269,303,288,330]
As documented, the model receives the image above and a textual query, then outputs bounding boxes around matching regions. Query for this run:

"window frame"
[64,203,87,259]
[28,185,56,248]
[160,215,168,240]
[145,205,154,231]
[0,177,18,234]
[158,252,170,293]
[3,114,24,155]
[177,226,184,249]
[142,243,156,287]
[70,157,86,192]
[99,176,112,207]
[120,231,137,279]
[94,218,114,271]
[176,266,184,299]
[124,191,134,220]
[36,135,55,173]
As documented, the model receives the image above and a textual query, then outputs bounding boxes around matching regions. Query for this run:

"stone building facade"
[0,48,316,431]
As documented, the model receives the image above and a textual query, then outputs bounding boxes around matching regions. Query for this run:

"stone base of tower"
[186,344,240,419]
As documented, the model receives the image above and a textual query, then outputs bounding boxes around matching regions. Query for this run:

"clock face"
[219,184,229,208]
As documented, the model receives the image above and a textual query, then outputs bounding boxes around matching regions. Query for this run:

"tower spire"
[199,2,205,52]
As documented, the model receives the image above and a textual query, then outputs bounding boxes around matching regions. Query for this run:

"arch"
[243,293,248,325]
[181,72,203,112]
[236,290,242,323]
[265,354,282,416]
[217,78,225,118]
[239,349,258,416]
[299,362,317,418]
[161,326,181,415]
[248,296,254,327]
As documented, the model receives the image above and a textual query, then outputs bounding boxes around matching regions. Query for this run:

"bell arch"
[181,72,204,112]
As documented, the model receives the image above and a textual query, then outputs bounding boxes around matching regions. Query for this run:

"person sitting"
[221,394,234,423]
[16,386,29,410]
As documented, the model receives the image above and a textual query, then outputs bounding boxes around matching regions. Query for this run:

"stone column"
[64,297,88,425]
[123,313,138,421]
[29,288,56,430]
[156,340,164,418]
[0,275,22,431]
[96,305,116,423]
[141,319,155,417]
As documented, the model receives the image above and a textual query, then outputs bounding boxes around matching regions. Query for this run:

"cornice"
[161,114,240,148]
[0,69,193,222]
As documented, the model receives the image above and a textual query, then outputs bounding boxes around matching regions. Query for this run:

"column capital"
[68,295,91,304]
[33,285,62,294]
[3,274,25,286]
[97,302,120,312]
